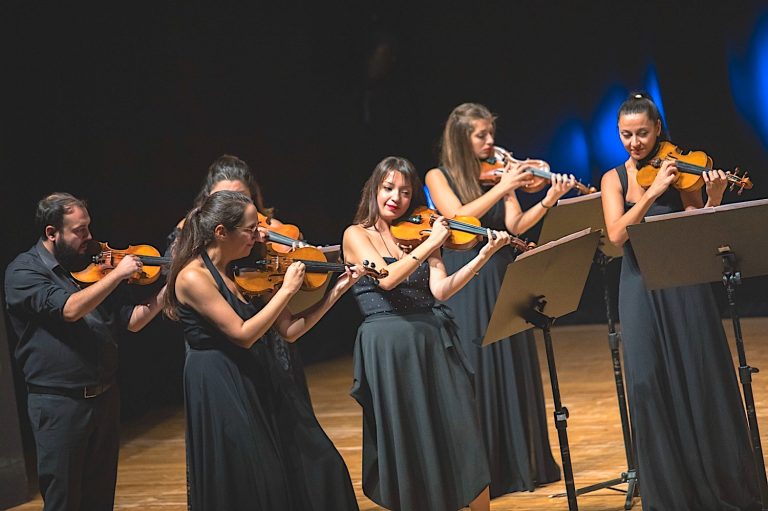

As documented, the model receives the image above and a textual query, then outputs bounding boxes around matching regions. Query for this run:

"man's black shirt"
[4,240,133,388]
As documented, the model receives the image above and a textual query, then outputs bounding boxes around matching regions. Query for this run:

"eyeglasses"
[236,225,260,236]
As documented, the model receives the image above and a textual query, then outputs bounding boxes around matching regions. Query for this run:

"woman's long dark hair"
[439,102,496,203]
[164,191,253,320]
[353,156,425,228]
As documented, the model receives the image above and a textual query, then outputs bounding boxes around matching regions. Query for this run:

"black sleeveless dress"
[167,226,311,401]
[615,164,760,511]
[179,252,358,511]
[435,169,560,496]
[350,258,490,510]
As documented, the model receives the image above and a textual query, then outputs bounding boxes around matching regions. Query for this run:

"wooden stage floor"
[10,318,768,510]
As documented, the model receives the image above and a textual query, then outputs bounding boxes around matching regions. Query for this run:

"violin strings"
[95,252,169,266]
[672,161,745,187]
[267,231,299,246]
[674,161,707,176]
[258,257,346,273]
[445,219,488,237]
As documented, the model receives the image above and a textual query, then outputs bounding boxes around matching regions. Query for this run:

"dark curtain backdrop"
[2,2,767,501]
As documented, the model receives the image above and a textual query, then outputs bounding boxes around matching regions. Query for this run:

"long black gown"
[179,252,358,511]
[615,164,760,511]
[350,258,490,510]
[435,169,561,497]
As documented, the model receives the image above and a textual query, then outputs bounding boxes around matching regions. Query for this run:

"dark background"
[2,2,768,505]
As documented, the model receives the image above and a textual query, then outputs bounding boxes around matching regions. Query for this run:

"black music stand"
[539,193,639,509]
[484,229,601,511]
[627,198,768,509]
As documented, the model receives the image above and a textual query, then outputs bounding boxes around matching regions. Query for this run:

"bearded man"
[4,192,165,511]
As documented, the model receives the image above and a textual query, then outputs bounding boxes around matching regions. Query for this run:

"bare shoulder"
[343,224,369,242]
[425,167,444,180]
[425,167,449,186]
[342,224,374,262]
[176,261,214,295]
[601,168,620,189]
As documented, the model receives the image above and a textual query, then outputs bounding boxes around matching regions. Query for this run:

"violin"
[636,140,753,194]
[257,212,308,253]
[480,146,597,196]
[233,246,387,295]
[390,206,533,252]
[71,242,171,285]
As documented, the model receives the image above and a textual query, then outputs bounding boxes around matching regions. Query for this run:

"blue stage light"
[590,85,628,174]
[547,119,591,189]
[644,65,669,137]
[729,12,768,148]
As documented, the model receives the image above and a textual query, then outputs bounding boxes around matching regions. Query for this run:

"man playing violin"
[4,192,166,511]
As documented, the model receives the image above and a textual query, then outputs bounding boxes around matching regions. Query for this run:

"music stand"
[627,198,768,509]
[539,192,638,509]
[484,229,601,511]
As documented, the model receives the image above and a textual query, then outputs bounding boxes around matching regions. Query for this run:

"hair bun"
[629,91,651,101]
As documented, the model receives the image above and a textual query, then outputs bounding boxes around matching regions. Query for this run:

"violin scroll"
[361,259,388,286]
[728,168,753,195]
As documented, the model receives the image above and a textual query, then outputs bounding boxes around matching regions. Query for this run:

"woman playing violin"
[424,102,568,496]
[601,92,759,510]
[343,156,513,511]
[164,190,362,510]
[166,155,316,397]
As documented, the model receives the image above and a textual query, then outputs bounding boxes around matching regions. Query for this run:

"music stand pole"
[554,252,639,507]
[538,194,638,507]
[599,253,639,509]
[522,298,578,510]
[720,248,768,508]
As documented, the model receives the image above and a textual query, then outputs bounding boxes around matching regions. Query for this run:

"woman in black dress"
[167,154,310,397]
[601,92,760,510]
[425,103,571,496]
[164,190,361,510]
[343,156,513,511]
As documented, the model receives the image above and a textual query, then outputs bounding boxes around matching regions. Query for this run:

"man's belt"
[27,381,114,399]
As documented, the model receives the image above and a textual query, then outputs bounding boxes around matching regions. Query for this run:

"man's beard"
[54,239,97,272]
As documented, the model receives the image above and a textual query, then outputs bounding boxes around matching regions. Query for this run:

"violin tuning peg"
[369,262,376,269]
[362,259,369,267]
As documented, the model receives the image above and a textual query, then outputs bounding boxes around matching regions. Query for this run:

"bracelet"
[540,200,554,209]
